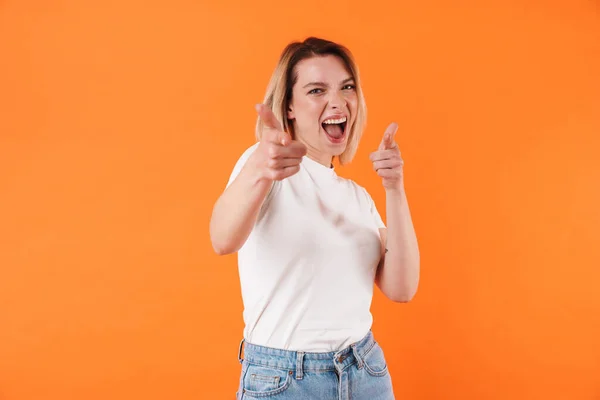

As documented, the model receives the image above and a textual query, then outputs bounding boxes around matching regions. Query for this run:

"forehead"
[294,55,353,84]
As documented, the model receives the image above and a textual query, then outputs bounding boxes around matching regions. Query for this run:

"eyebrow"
[303,77,355,88]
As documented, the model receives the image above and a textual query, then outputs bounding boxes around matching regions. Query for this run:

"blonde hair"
[255,37,367,165]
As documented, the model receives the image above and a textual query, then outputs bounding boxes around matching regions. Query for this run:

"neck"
[295,134,333,168]
[305,149,333,168]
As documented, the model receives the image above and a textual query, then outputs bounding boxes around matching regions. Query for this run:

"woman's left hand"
[369,122,404,191]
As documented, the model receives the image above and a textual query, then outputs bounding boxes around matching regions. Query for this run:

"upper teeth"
[323,117,347,124]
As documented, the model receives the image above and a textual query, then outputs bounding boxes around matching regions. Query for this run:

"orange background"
[1,1,599,399]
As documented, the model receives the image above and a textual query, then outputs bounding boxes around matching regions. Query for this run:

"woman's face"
[287,55,358,166]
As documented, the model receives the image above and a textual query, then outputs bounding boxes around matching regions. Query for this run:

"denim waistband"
[238,331,376,373]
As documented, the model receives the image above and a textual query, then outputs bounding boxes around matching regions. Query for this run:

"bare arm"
[370,122,420,302]
[375,188,420,302]
[209,159,273,255]
[209,104,307,255]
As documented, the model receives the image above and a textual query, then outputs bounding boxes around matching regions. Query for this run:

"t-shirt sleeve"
[364,188,386,229]
[226,142,260,188]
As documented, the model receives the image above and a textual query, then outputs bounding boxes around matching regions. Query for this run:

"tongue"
[323,123,343,139]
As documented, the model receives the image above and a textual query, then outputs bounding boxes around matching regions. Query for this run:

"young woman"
[210,37,420,400]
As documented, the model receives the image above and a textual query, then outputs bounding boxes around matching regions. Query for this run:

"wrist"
[384,184,405,195]
[243,153,273,186]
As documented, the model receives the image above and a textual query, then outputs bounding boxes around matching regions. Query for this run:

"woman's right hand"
[250,104,307,181]
[209,104,306,255]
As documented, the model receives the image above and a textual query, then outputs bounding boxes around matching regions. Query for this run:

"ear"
[287,104,295,120]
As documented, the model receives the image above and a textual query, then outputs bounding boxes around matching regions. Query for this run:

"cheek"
[299,101,323,123]
[347,96,358,117]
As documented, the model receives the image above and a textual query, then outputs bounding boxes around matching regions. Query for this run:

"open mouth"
[321,116,347,143]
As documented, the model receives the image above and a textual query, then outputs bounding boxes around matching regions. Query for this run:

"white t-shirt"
[227,143,386,352]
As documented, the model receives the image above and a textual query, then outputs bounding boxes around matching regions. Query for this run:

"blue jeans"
[235,330,395,400]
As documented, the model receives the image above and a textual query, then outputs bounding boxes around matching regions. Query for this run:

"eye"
[343,84,356,90]
[308,88,323,94]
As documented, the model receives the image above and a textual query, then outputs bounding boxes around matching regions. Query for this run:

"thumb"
[378,122,399,150]
[276,130,292,146]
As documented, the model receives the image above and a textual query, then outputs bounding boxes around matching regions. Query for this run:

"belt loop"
[238,338,245,364]
[295,351,305,380]
[351,344,364,369]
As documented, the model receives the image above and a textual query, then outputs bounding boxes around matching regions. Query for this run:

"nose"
[328,90,346,110]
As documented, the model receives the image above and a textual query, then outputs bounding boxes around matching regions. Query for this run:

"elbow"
[388,284,419,303]
[209,227,246,256]
[209,219,236,256]
[389,292,416,303]
[212,242,233,256]
[210,233,238,256]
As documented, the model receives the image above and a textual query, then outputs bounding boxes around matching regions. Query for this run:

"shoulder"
[338,176,375,204]
[226,142,260,187]
[229,142,260,171]
[237,142,260,161]
[341,177,385,227]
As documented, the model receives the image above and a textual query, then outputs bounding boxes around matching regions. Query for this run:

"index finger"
[255,104,291,145]
[379,122,399,150]
[255,104,283,132]
[385,122,399,140]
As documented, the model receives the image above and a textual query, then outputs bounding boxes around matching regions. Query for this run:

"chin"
[330,144,347,156]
